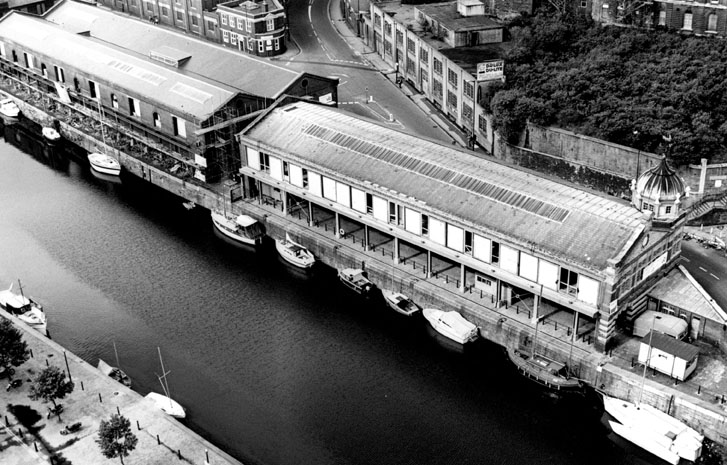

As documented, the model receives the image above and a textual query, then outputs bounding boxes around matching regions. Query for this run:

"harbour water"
[0,121,660,465]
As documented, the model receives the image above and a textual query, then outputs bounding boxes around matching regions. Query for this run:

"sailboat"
[211,194,264,246]
[97,342,131,387]
[145,347,186,419]
[88,99,121,176]
[0,280,48,336]
[602,329,703,463]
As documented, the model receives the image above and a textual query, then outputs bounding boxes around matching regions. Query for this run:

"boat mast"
[113,341,122,371]
[157,347,174,410]
[97,98,108,149]
[637,316,657,407]
[530,284,544,359]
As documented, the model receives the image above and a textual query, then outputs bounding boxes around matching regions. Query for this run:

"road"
[279,0,452,142]
[681,240,727,311]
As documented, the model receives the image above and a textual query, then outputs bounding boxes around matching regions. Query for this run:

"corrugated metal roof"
[242,102,646,272]
[0,13,234,119]
[649,266,727,323]
[642,331,700,361]
[44,0,303,98]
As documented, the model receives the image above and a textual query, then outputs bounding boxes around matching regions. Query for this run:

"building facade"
[217,0,286,57]
[366,0,506,152]
[95,0,288,56]
[235,101,684,352]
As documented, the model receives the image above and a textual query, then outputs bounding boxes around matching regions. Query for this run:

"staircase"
[687,190,727,222]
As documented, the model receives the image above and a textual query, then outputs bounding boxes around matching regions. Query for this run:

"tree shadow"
[8,404,44,435]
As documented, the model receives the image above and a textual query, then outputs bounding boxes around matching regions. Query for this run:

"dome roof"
[636,157,686,202]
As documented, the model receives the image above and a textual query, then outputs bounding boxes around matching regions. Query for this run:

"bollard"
[177,449,182,460]
[81,381,84,391]
[116,406,120,415]
[698,385,701,394]
[5,415,9,427]
[206,449,210,463]
[30,349,33,358]
[157,434,160,445]
[34,441,38,452]
[99,393,103,403]
[631,357,634,368]
[137,420,141,430]
[45,359,49,367]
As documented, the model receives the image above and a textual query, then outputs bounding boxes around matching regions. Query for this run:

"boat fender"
[339,229,345,236]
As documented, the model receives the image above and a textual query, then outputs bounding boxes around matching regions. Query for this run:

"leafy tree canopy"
[0,319,29,378]
[96,414,138,465]
[494,10,727,165]
[28,365,74,408]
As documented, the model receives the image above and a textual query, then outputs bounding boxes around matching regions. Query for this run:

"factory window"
[176,10,183,21]
[172,115,187,138]
[88,80,98,99]
[128,97,140,118]
[683,12,693,30]
[41,63,47,78]
[559,267,579,296]
[111,94,119,109]
[421,214,429,235]
[478,115,486,131]
[146,2,153,12]
[54,65,65,83]
[433,58,442,75]
[491,241,500,265]
[407,37,415,54]
[366,193,373,214]
[420,47,428,63]
[707,13,718,32]
[191,16,198,26]
[464,81,474,99]
[302,168,309,188]
[0,42,5,57]
[260,152,270,173]
[161,6,168,16]
[153,112,161,128]
[447,68,457,87]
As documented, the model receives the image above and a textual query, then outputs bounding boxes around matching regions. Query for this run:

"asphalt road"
[681,240,727,311]
[280,0,452,142]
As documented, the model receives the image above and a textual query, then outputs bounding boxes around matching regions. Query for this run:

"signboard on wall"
[476,60,504,81]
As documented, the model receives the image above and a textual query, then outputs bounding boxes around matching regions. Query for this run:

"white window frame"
[267,18,275,31]
[172,115,187,137]
[246,147,260,170]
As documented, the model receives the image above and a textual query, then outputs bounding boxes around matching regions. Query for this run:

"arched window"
[683,12,693,30]
[707,13,718,32]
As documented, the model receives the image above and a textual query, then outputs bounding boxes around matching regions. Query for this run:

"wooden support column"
[573,312,580,342]
[307,201,313,227]
[531,284,543,323]
[426,250,431,278]
[282,191,287,216]
[364,225,370,251]
[393,237,399,264]
[335,212,341,238]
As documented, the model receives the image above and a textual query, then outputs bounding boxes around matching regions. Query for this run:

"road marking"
[711,273,720,280]
[682,257,690,262]
[308,5,312,22]
[699,266,708,272]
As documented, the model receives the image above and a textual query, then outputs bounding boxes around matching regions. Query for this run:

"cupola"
[631,156,689,219]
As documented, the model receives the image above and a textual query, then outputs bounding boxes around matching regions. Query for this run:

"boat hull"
[145,392,186,419]
[88,153,121,176]
[42,127,61,143]
[609,420,680,465]
[211,211,262,246]
[381,290,420,316]
[275,237,315,269]
[422,308,478,344]
[338,268,374,295]
[506,348,581,391]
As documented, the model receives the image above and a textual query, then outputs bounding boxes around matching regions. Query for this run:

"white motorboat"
[42,126,61,143]
[145,392,186,419]
[603,394,703,464]
[338,268,374,295]
[422,308,478,344]
[88,152,121,176]
[275,233,315,269]
[381,289,421,316]
[0,97,20,118]
[211,210,264,246]
[147,347,186,419]
[0,281,48,336]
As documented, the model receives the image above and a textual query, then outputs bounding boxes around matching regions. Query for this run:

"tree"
[96,414,138,465]
[0,319,30,381]
[28,365,74,414]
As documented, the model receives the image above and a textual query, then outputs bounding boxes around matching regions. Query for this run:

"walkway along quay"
[5,71,727,453]
[0,313,244,465]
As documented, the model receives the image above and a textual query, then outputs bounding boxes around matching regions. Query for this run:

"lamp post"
[633,130,641,179]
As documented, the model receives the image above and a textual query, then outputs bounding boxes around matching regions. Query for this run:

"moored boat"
[0,97,20,119]
[42,126,61,143]
[506,347,582,391]
[381,289,421,316]
[422,308,477,344]
[88,152,121,176]
[338,268,374,295]
[211,210,264,246]
[603,394,703,464]
[275,233,315,269]
[145,392,186,419]
[97,359,131,387]
[0,281,48,336]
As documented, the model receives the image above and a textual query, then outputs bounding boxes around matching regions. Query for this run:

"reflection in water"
[0,123,664,465]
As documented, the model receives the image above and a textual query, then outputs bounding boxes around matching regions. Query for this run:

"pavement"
[0,313,244,465]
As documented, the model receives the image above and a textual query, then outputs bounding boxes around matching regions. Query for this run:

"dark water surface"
[0,121,656,465]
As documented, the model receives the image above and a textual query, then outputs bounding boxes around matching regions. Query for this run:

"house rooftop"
[240,102,647,273]
[648,265,727,323]
[417,2,502,32]
[218,0,284,13]
[43,0,303,99]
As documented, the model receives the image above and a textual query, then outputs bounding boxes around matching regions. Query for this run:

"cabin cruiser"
[211,210,264,246]
[0,97,20,119]
[97,359,131,387]
[0,281,48,336]
[338,268,374,295]
[381,290,421,316]
[422,308,478,344]
[275,233,315,269]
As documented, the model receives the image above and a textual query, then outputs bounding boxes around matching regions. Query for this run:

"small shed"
[638,331,699,381]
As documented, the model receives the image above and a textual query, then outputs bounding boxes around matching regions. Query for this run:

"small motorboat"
[0,281,48,336]
[603,394,703,464]
[211,210,264,246]
[506,347,582,391]
[0,97,20,119]
[97,359,131,387]
[422,308,478,344]
[338,268,374,295]
[42,126,61,143]
[88,152,121,176]
[145,392,186,419]
[275,233,315,269]
[381,289,421,316]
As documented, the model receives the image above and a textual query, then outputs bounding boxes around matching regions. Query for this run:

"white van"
[632,310,688,340]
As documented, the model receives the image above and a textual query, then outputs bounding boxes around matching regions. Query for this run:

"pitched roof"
[241,102,646,273]
[43,0,303,98]
[0,12,235,119]
[648,265,727,323]
[642,331,700,361]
